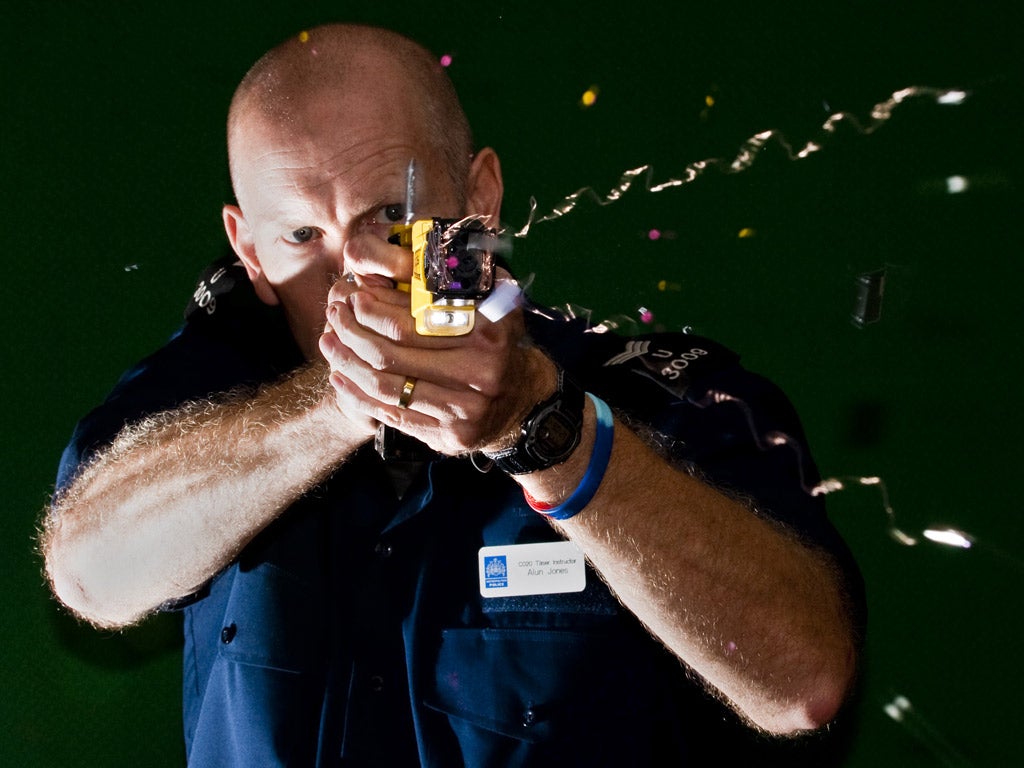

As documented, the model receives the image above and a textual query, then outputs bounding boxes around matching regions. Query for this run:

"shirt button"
[220,623,237,644]
[369,674,385,693]
[374,541,394,558]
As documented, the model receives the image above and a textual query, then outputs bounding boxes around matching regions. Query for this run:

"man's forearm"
[43,363,370,629]
[517,399,858,735]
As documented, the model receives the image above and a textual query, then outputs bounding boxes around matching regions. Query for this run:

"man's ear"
[465,147,504,227]
[222,204,280,306]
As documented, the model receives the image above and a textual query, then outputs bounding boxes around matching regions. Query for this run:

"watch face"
[489,372,584,474]
[528,409,579,461]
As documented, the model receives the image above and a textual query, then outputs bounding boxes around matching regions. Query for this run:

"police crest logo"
[483,555,508,589]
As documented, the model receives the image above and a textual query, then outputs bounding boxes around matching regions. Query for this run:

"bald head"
[227,24,474,199]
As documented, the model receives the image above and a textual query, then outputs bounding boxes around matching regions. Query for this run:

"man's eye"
[284,226,321,244]
[381,204,406,223]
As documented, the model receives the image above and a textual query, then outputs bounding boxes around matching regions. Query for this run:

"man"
[43,23,863,766]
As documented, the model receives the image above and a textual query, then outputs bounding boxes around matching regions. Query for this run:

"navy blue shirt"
[57,257,863,766]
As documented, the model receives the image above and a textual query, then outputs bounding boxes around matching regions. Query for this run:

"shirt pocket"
[215,562,322,674]
[425,626,664,763]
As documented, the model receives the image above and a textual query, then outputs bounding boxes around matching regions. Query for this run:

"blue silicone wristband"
[527,393,614,520]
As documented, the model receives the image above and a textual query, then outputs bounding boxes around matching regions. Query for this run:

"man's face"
[225,76,464,359]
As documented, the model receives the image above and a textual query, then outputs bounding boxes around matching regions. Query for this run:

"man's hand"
[318,232,554,456]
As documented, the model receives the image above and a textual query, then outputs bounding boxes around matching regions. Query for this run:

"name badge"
[478,541,586,597]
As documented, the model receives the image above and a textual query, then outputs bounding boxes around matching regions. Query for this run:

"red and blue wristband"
[524,393,614,520]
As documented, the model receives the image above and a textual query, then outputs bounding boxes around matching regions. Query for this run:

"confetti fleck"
[945,175,968,194]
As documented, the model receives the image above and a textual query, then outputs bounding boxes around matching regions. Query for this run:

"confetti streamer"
[514,86,970,237]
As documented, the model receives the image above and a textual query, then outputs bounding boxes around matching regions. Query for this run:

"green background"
[3,1,1020,765]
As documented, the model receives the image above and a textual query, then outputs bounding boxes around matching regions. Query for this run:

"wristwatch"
[487,368,585,475]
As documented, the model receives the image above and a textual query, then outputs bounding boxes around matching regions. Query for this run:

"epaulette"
[184,255,259,323]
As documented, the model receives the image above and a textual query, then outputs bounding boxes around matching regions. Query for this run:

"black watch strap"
[488,368,585,475]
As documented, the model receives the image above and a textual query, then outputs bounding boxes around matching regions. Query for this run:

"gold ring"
[397,376,417,409]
